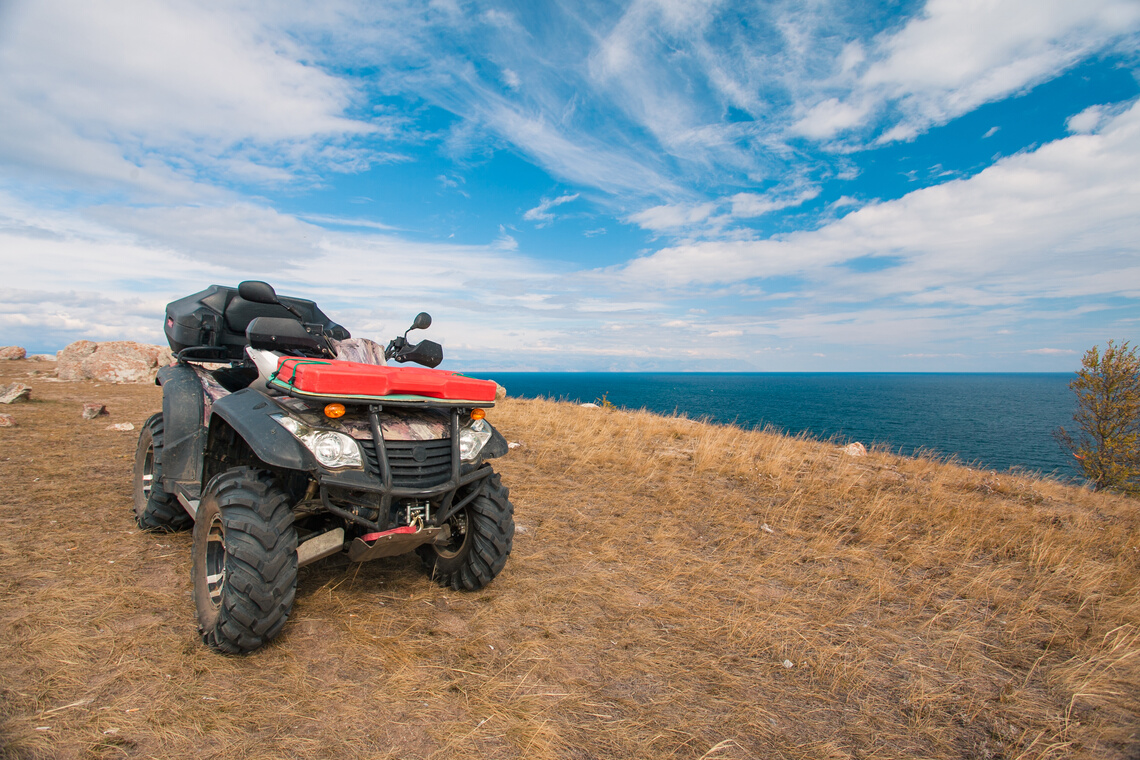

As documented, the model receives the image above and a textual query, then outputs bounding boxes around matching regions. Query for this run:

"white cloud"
[621,100,1140,307]
[855,0,1140,142]
[792,98,870,140]
[0,0,378,197]
[494,225,519,250]
[1024,348,1078,355]
[523,193,580,226]
[730,187,820,218]
[627,201,717,231]
[1067,105,1107,133]
[0,191,571,356]
[298,214,400,231]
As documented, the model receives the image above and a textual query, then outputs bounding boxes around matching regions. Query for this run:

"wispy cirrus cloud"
[620,100,1140,316]
[523,193,580,226]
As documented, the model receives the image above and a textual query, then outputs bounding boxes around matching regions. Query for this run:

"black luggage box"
[165,284,348,360]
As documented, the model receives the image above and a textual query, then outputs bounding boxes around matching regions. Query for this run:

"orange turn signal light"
[470,408,486,420]
[324,403,346,419]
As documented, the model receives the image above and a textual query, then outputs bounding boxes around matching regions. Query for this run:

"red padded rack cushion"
[274,358,497,402]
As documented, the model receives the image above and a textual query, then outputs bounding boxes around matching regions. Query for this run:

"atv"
[132,281,514,654]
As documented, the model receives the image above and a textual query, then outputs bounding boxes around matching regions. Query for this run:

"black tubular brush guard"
[316,405,494,534]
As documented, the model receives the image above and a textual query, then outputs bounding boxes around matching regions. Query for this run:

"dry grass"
[1,359,1138,759]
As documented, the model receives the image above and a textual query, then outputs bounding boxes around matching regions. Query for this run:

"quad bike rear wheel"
[417,472,514,591]
[192,468,298,654]
[132,413,192,532]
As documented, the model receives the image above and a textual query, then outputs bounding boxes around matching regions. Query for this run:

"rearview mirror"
[411,312,432,331]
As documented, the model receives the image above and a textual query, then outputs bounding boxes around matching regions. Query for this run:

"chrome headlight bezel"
[458,418,493,462]
[273,414,363,470]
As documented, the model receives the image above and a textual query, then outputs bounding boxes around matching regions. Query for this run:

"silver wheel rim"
[141,444,155,500]
[205,515,226,608]
[436,510,469,559]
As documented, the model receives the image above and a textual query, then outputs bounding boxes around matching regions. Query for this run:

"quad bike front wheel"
[132,413,192,532]
[192,467,298,654]
[417,472,514,591]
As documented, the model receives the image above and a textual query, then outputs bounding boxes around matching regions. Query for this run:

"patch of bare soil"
[1,359,1138,759]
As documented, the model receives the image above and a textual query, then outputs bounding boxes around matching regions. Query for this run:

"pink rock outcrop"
[57,341,173,384]
[82,403,108,419]
[0,346,26,360]
[0,383,31,404]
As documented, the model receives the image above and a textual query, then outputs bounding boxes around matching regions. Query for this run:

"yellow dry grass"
[0,359,1137,759]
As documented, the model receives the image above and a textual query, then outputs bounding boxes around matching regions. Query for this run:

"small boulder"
[57,341,173,383]
[0,383,31,404]
[0,413,16,427]
[495,383,507,400]
[0,346,26,360]
[106,422,135,432]
[843,442,867,457]
[82,403,108,419]
[27,354,56,362]
[508,441,523,450]
[580,402,599,408]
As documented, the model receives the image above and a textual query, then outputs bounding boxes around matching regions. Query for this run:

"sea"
[472,373,1079,478]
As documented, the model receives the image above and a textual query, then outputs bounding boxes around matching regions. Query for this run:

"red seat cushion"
[274,359,497,402]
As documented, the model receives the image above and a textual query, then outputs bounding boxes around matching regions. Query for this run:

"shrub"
[1056,340,1140,493]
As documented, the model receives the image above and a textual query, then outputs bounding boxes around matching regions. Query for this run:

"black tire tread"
[133,413,192,532]
[194,468,297,654]
[419,472,514,591]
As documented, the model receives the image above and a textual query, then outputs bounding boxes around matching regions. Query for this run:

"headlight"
[459,418,493,462]
[273,415,363,469]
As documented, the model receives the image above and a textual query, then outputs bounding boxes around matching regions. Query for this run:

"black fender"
[478,424,509,464]
[157,364,206,485]
[208,388,311,471]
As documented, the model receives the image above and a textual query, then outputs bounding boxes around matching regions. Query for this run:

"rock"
[82,403,108,419]
[508,441,523,450]
[495,382,507,400]
[843,442,867,457]
[782,660,794,669]
[57,341,173,384]
[106,422,135,432]
[0,346,26,360]
[27,354,56,362]
[0,414,16,427]
[580,402,599,408]
[761,523,774,534]
[0,383,31,404]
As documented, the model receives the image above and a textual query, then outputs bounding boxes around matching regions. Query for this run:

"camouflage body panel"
[193,365,232,424]
[331,337,387,366]
[341,408,450,441]
[273,396,449,441]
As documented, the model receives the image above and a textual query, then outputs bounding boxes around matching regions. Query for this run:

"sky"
[1,0,1138,372]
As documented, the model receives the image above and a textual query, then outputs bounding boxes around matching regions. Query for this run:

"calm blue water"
[473,373,1078,477]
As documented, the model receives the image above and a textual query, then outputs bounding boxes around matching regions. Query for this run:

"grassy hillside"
[1,359,1137,759]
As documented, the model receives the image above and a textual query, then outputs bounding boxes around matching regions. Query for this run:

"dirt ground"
[0,358,1138,759]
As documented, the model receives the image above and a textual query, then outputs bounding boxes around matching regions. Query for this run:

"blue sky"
[1,0,1138,371]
